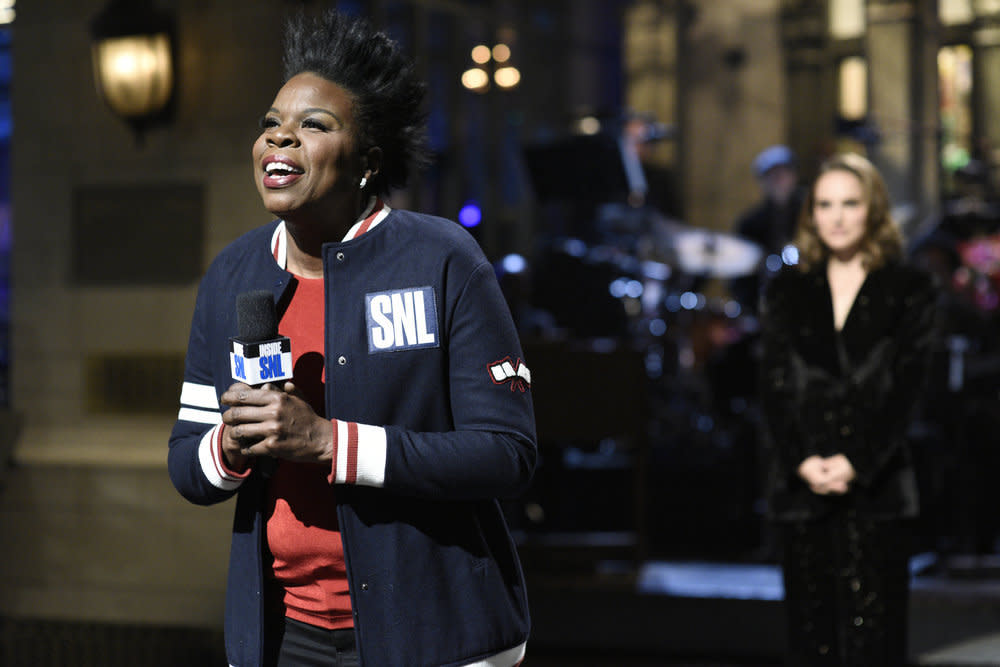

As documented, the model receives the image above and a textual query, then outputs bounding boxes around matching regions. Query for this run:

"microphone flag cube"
[230,337,294,385]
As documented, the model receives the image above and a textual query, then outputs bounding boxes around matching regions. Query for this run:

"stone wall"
[11,0,284,433]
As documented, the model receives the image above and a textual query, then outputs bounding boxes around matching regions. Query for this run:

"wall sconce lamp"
[90,0,175,138]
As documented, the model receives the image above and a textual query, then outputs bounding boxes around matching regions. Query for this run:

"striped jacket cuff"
[198,424,247,491]
[177,381,223,426]
[327,420,387,487]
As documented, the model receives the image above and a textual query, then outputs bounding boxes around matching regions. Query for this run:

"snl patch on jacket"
[366,286,440,353]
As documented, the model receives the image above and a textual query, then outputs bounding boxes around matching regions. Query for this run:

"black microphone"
[230,290,294,386]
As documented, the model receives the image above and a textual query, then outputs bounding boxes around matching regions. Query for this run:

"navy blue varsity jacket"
[167,205,537,666]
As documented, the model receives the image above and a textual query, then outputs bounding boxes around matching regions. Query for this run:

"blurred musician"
[731,145,806,312]
[760,153,938,666]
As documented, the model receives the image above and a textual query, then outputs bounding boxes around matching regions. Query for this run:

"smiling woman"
[166,8,536,667]
[251,72,367,250]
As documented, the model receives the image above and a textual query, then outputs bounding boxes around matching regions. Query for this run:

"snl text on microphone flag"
[230,338,293,385]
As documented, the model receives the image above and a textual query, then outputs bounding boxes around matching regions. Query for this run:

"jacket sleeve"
[327,262,537,501]
[759,273,817,483]
[167,273,247,506]
[843,269,939,487]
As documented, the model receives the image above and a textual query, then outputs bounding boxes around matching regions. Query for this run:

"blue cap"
[753,145,795,176]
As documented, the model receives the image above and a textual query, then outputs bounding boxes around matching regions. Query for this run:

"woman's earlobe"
[366,147,383,178]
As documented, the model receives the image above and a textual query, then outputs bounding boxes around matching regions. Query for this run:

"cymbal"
[671,228,764,278]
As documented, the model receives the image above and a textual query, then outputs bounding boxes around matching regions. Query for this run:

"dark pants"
[273,617,359,667]
[780,513,911,667]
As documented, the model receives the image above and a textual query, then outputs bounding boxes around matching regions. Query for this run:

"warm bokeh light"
[471,44,491,65]
[461,67,489,92]
[492,43,511,63]
[494,66,520,89]
[465,41,518,93]
[576,116,602,135]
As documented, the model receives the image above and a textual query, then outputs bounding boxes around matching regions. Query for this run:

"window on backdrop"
[838,56,867,121]
[829,0,865,40]
[835,55,870,153]
[939,0,976,26]
[938,44,974,197]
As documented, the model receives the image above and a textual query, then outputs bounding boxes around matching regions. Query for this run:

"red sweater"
[265,275,353,630]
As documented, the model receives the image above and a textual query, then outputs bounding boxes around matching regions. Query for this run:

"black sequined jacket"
[759,261,938,522]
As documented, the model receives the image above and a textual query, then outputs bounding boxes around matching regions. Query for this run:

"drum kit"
[533,207,766,381]
[523,207,770,557]
[517,127,775,556]
[521,124,771,420]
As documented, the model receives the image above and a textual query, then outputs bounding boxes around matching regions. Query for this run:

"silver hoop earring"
[359,176,368,189]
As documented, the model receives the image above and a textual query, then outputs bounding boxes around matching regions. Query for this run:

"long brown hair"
[794,152,903,272]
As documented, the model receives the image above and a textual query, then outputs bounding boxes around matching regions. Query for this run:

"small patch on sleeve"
[488,356,531,392]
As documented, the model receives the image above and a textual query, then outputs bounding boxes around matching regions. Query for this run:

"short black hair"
[283,9,430,195]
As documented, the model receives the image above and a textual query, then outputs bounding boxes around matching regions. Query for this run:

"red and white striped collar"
[270,197,390,270]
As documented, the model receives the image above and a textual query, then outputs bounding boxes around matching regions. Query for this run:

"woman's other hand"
[797,453,855,496]
[822,453,856,494]
[221,381,334,465]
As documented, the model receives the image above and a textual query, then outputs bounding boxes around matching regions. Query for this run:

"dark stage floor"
[4,555,1000,666]
[524,555,1000,667]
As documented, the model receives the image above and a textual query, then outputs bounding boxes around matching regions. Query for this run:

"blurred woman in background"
[760,152,938,666]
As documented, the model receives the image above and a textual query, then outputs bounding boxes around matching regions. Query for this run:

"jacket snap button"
[361,582,368,591]
[336,252,345,261]
[338,356,347,366]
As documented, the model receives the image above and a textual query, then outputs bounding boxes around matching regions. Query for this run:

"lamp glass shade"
[92,33,172,118]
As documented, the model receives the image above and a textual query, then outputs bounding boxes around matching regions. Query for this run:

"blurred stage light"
[458,202,482,228]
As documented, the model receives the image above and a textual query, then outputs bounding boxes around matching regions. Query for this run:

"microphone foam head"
[236,290,279,342]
